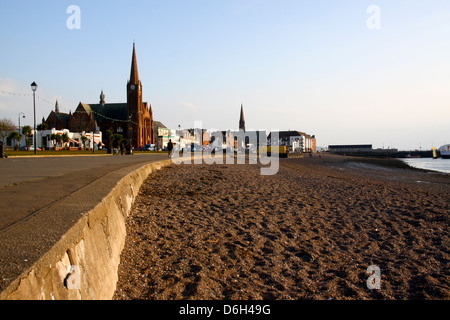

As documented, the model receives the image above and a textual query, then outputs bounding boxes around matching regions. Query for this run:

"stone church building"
[43,43,155,149]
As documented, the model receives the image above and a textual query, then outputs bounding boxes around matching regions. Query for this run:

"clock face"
[130,84,136,90]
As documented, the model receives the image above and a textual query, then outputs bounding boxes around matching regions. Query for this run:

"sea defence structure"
[0,158,172,300]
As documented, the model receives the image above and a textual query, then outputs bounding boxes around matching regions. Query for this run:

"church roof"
[153,121,166,129]
[100,103,128,121]
[82,103,128,123]
[79,103,92,113]
[49,110,70,123]
[45,110,70,129]
[56,112,70,122]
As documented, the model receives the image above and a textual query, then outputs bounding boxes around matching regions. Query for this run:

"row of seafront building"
[3,124,316,154]
[158,128,316,153]
[2,98,316,152]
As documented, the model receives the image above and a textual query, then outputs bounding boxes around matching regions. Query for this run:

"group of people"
[111,140,173,157]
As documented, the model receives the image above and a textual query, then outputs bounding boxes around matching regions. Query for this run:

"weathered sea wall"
[0,159,172,300]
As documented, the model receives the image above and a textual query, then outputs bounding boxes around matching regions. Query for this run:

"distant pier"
[328,144,438,158]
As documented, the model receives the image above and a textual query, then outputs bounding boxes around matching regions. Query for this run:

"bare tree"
[0,118,15,156]
[0,118,15,144]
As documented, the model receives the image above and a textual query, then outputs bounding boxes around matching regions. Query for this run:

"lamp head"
[30,82,38,92]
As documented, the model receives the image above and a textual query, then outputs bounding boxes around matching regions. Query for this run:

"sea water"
[402,158,450,174]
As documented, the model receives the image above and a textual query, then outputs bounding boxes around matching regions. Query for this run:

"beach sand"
[113,154,449,300]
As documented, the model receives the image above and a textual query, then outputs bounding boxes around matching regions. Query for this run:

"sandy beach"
[113,154,449,300]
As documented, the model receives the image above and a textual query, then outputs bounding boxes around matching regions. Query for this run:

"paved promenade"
[0,153,168,292]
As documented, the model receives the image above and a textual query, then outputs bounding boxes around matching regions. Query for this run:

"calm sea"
[402,158,450,174]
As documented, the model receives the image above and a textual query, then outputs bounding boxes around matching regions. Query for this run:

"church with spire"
[43,43,155,148]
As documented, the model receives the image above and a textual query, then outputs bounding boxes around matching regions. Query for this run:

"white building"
[157,127,179,150]
[37,128,102,150]
[268,131,316,153]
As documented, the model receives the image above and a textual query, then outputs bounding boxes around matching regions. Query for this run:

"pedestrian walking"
[167,139,173,158]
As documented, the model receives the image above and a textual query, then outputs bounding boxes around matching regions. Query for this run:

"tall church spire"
[55,100,60,113]
[239,103,245,132]
[130,42,139,84]
[100,90,105,105]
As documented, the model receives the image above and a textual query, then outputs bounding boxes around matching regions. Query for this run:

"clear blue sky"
[1,0,449,150]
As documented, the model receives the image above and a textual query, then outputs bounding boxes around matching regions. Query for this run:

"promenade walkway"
[0,153,168,292]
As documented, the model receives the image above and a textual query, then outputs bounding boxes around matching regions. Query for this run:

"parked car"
[143,144,156,151]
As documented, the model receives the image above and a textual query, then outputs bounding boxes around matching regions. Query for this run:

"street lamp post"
[128,114,132,154]
[18,112,25,147]
[92,121,95,155]
[30,82,38,155]
[90,112,95,155]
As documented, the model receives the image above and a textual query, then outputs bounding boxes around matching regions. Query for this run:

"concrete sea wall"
[0,159,172,300]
